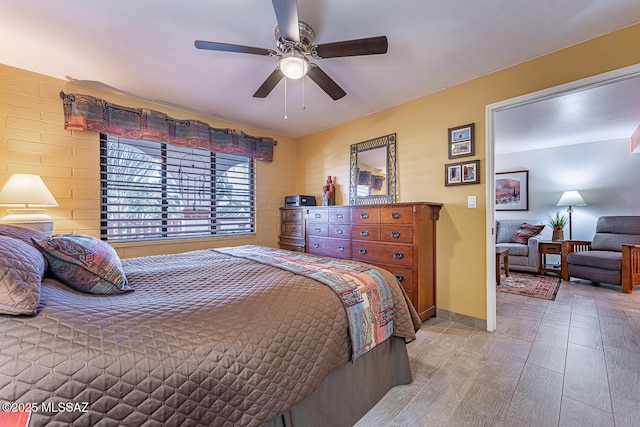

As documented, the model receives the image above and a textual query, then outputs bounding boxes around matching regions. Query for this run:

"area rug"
[497,272,561,301]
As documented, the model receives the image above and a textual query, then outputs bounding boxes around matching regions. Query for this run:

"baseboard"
[436,308,487,330]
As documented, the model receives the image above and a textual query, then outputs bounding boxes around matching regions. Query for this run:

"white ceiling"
[1,0,640,140]
[495,73,640,154]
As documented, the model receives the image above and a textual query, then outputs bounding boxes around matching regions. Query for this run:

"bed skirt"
[267,336,411,427]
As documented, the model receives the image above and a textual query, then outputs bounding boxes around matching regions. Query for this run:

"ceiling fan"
[195,0,388,101]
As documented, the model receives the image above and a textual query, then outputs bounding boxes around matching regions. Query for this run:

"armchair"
[495,219,544,273]
[561,216,640,293]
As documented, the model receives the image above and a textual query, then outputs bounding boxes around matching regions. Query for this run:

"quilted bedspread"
[0,247,420,427]
[215,245,395,360]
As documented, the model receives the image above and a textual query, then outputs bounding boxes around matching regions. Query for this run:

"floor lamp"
[556,190,587,239]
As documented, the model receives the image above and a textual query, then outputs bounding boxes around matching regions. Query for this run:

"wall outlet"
[468,196,476,208]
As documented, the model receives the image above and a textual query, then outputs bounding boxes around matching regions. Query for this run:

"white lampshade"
[0,174,58,236]
[556,190,587,207]
[279,51,309,80]
[0,174,58,207]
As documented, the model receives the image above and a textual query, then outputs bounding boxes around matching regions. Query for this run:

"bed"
[0,227,421,427]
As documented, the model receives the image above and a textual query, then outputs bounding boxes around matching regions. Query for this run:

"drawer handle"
[395,274,404,282]
[315,228,321,233]
[393,251,404,259]
[314,213,321,218]
[336,213,343,219]
[360,230,369,236]
[360,213,369,219]
[313,243,319,248]
[391,231,401,238]
[359,248,367,255]
[338,246,345,251]
[391,212,401,219]
[336,229,343,234]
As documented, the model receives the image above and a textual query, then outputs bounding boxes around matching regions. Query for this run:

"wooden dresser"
[303,202,442,321]
[278,207,306,252]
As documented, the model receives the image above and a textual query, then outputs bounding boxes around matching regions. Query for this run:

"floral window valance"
[59,92,276,161]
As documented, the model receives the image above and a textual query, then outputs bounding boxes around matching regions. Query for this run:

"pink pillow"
[511,223,544,244]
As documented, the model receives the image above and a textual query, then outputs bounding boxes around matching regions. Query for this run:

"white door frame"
[484,63,640,331]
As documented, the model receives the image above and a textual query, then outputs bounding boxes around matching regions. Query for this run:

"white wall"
[495,138,640,240]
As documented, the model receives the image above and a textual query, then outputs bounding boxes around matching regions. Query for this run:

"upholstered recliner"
[561,216,640,293]
[496,219,544,273]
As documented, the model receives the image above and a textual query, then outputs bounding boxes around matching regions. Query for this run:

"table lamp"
[556,190,587,239]
[0,174,58,236]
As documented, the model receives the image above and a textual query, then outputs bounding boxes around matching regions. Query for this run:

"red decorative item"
[322,176,336,206]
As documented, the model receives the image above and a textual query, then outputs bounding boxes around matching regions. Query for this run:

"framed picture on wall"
[448,123,475,159]
[495,170,529,210]
[445,159,480,186]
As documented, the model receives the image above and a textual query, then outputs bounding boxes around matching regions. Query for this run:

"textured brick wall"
[0,64,296,257]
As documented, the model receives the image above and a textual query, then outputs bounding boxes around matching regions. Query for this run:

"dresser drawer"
[351,225,380,241]
[377,264,415,293]
[308,223,329,237]
[380,225,413,244]
[308,237,351,259]
[279,235,305,246]
[307,208,328,223]
[351,207,381,224]
[329,224,351,239]
[351,242,414,268]
[278,242,306,252]
[380,206,414,224]
[281,208,303,223]
[281,222,304,238]
[328,208,350,223]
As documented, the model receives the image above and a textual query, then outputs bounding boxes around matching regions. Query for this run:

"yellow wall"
[3,24,640,320]
[297,23,640,320]
[0,65,298,258]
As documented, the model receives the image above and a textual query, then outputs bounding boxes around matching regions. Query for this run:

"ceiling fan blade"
[307,65,346,100]
[253,68,285,98]
[313,35,388,58]
[272,0,300,42]
[195,40,276,56]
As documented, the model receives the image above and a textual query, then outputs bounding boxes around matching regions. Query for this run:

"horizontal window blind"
[100,134,255,241]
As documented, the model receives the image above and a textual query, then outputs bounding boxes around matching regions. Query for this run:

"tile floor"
[356,277,640,426]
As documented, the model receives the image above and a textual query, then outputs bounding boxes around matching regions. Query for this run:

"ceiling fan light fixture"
[279,51,309,80]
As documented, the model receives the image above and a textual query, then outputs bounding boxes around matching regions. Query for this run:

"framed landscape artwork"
[445,159,480,186]
[495,170,529,210]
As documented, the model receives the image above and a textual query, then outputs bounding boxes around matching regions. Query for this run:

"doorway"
[484,63,640,331]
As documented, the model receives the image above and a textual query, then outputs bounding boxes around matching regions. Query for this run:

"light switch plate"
[468,196,476,208]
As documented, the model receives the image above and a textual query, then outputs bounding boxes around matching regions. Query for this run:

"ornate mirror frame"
[349,133,397,205]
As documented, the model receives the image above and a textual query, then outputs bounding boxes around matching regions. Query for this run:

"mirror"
[349,133,397,205]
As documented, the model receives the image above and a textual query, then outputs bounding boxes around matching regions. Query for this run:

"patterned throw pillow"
[511,223,545,244]
[0,236,45,315]
[33,234,132,295]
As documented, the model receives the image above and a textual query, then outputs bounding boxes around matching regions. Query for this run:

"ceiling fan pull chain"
[302,76,306,111]
[284,77,288,119]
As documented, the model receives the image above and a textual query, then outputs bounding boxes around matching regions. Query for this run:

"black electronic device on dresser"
[279,202,442,321]
[284,195,317,207]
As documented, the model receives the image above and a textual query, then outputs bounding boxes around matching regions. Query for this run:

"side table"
[496,247,509,285]
[539,240,562,275]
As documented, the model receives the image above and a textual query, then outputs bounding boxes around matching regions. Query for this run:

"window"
[100,134,255,241]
